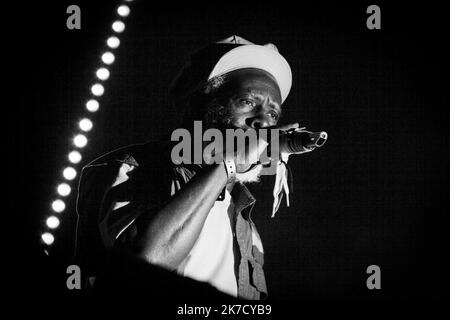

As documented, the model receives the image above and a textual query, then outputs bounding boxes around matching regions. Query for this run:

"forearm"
[134,163,229,270]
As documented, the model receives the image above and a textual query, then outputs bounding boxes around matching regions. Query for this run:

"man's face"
[205,68,283,130]
[203,68,283,183]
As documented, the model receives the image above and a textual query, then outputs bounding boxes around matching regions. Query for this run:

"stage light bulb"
[46,216,60,229]
[57,183,71,196]
[107,36,120,49]
[91,83,104,96]
[101,52,115,65]
[41,232,55,245]
[117,5,130,17]
[86,99,99,112]
[112,21,125,33]
[96,67,110,80]
[68,151,82,164]
[63,167,77,180]
[73,134,88,148]
[79,118,93,132]
[51,199,66,213]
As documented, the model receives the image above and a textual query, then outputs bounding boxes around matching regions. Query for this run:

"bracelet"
[223,158,236,183]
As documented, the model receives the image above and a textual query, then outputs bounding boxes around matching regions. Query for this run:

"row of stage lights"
[41,0,134,247]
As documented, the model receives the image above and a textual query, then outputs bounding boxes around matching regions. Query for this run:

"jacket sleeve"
[75,155,173,275]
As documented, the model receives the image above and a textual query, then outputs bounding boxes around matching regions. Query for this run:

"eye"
[238,99,256,108]
[268,110,279,121]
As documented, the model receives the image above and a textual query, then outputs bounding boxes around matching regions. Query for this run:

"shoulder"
[84,141,171,169]
[77,141,174,205]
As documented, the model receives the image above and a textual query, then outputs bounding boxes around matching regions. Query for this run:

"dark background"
[10,0,447,308]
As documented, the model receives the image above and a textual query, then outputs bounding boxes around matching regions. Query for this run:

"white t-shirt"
[177,190,238,297]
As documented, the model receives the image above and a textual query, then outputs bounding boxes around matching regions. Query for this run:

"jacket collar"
[231,182,256,220]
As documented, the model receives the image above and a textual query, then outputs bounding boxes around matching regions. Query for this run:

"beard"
[235,163,263,184]
[204,101,263,184]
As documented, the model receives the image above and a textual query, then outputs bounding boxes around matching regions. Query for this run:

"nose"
[247,114,271,129]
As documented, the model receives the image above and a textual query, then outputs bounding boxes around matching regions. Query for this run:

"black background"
[9,0,448,312]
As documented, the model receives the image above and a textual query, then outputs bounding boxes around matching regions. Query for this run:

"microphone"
[279,129,328,154]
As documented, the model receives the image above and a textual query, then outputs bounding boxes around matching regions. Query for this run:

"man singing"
[76,35,306,300]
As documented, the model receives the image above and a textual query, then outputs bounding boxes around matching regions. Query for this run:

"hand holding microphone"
[202,122,328,175]
[238,123,328,175]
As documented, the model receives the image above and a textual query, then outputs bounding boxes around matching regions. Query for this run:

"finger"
[277,122,299,132]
